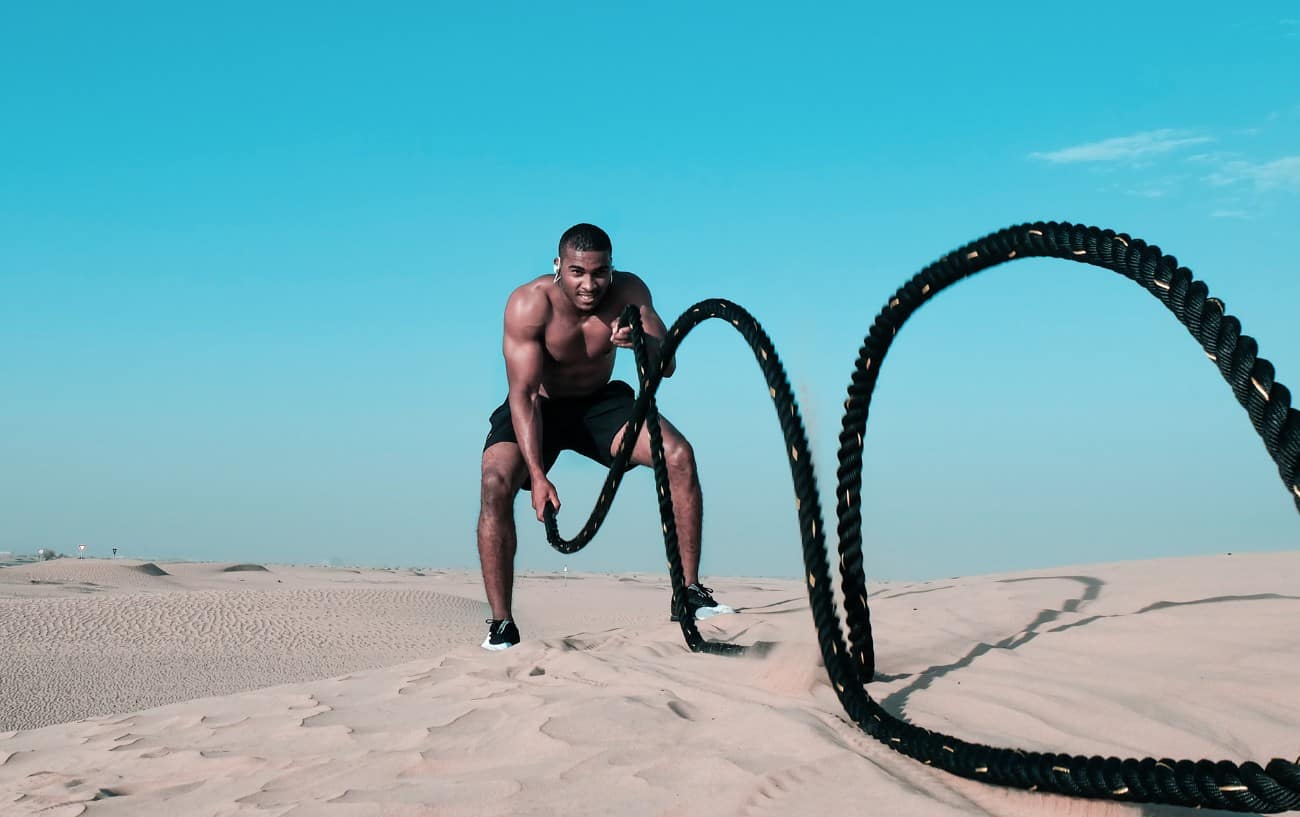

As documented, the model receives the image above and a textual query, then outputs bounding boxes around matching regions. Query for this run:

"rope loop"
[541,221,1300,811]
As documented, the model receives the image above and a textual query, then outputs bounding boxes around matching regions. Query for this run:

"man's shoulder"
[504,277,555,329]
[507,276,555,306]
[615,270,651,300]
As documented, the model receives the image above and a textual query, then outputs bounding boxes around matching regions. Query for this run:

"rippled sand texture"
[2,552,1298,816]
[0,561,490,731]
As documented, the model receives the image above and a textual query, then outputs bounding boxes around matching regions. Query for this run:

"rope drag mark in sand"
[542,221,1300,812]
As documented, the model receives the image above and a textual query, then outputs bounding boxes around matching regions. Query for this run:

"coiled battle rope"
[543,221,1300,812]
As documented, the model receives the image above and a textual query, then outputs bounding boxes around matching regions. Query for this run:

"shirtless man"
[477,223,733,650]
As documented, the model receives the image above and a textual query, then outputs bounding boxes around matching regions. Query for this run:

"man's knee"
[481,465,520,507]
[665,437,696,473]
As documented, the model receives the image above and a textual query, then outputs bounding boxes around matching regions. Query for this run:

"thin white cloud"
[1030,129,1213,164]
[1187,151,1242,164]
[1256,156,1300,190]
[1118,174,1185,199]
[1210,209,1251,219]
[1204,156,1300,192]
[1205,161,1252,187]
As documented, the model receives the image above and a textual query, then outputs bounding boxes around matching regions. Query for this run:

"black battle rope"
[542,221,1300,812]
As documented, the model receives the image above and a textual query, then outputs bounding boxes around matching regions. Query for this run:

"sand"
[1,552,1298,816]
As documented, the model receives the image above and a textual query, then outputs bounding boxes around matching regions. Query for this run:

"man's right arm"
[502,287,556,516]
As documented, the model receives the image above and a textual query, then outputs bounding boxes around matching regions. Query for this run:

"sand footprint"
[741,763,819,815]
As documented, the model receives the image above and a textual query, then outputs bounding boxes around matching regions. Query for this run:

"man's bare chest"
[544,316,616,365]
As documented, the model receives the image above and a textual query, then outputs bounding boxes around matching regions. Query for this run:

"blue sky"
[2,3,1297,581]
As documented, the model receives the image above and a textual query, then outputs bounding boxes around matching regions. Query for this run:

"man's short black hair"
[558,223,612,257]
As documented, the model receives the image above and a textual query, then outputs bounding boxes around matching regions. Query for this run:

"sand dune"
[1,553,1298,816]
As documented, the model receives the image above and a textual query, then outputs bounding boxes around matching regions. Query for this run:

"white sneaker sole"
[481,638,515,651]
[694,604,735,621]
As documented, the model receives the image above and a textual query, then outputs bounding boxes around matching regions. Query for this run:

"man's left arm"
[611,272,676,377]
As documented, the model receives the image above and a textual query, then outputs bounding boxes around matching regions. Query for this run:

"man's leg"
[478,442,528,620]
[611,417,702,586]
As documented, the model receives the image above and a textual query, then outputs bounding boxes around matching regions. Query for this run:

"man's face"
[555,248,613,312]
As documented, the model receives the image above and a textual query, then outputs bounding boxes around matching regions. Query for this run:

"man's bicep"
[627,275,670,337]
[626,275,677,375]
[502,292,547,394]
[503,331,544,393]
[640,302,671,338]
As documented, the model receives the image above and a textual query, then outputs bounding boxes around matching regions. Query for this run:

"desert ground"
[2,552,1298,816]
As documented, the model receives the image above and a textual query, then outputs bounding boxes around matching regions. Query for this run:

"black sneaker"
[670,583,736,622]
[481,618,520,651]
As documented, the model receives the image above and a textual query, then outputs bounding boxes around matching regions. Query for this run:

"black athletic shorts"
[483,380,637,491]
